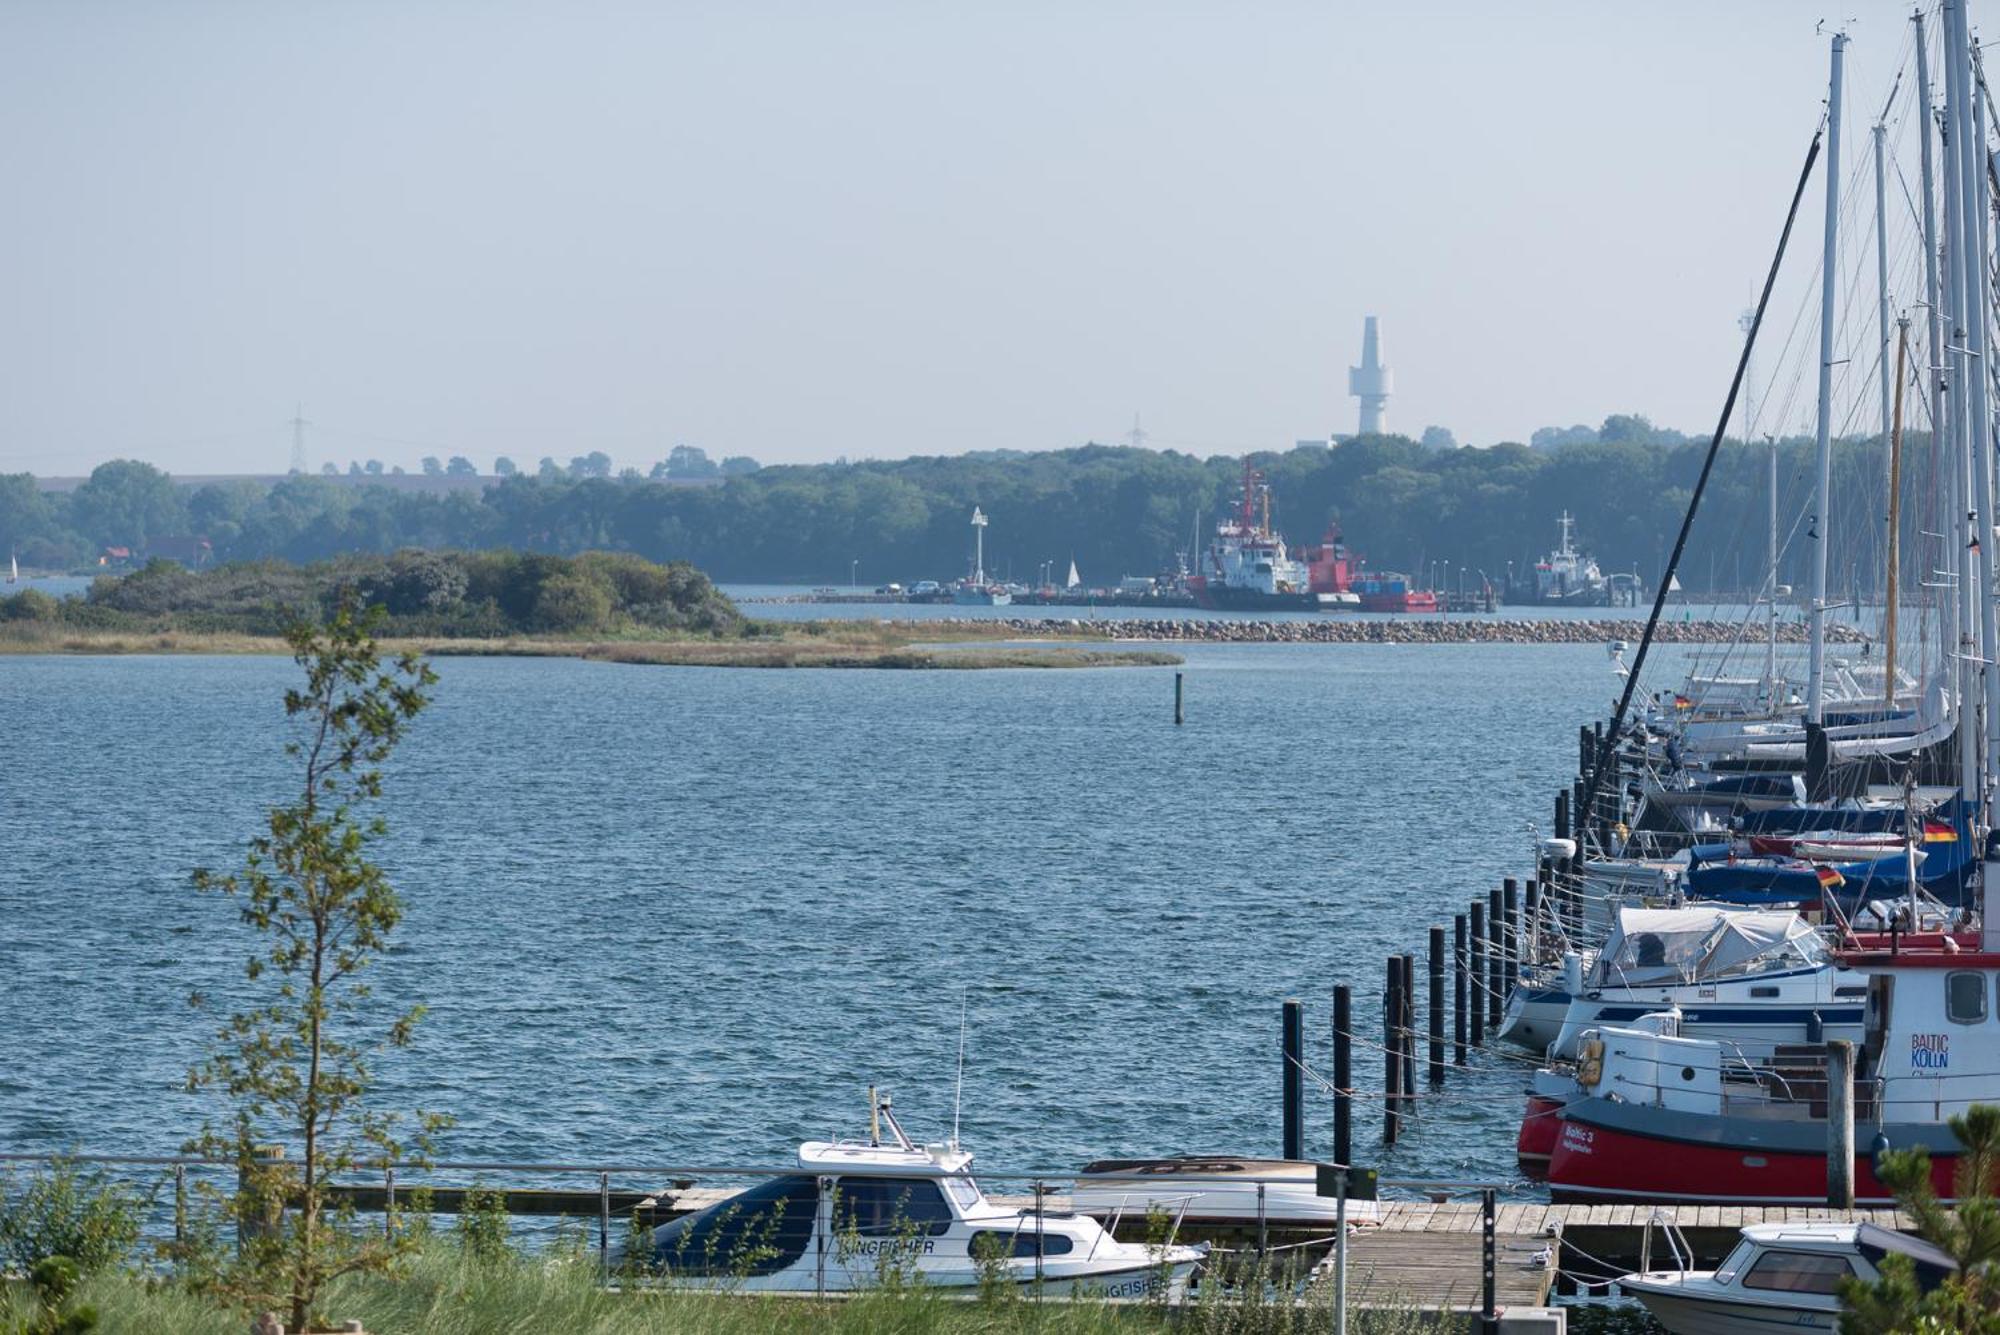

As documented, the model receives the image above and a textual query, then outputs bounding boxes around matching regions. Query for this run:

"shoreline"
[869,616,1869,646]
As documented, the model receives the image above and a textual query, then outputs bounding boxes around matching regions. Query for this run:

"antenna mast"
[288,403,310,475]
[951,991,968,1150]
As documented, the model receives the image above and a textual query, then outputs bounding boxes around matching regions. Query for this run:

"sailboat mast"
[1887,319,1909,707]
[1806,31,1846,725]
[1914,9,1960,741]
[1969,42,2000,795]
[1949,0,1998,808]
[1938,3,1982,807]
[1875,119,1894,450]
[1768,437,1780,696]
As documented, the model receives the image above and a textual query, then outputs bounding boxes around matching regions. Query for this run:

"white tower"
[1347,316,1393,437]
[969,506,988,585]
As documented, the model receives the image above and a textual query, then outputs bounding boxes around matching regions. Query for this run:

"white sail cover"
[1592,906,1823,987]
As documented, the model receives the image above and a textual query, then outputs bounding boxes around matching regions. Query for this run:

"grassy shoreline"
[0,621,1180,670]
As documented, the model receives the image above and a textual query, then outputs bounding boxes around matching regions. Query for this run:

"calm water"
[0,643,1681,1186]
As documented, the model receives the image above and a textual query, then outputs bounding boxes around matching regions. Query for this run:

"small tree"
[188,604,442,1332]
[1841,1103,2000,1332]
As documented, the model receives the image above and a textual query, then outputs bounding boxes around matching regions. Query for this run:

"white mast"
[1913,10,1971,804]
[1968,39,2000,801]
[1768,436,1780,698]
[1875,120,1895,450]
[970,506,988,586]
[1948,0,1998,808]
[1807,31,1847,725]
[1939,4,1982,806]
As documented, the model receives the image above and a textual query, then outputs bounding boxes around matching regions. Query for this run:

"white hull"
[1621,1277,1836,1335]
[662,1255,1199,1299]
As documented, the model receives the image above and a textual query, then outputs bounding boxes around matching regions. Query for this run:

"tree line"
[0,429,1932,592]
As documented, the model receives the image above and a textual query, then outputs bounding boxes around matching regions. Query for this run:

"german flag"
[1923,821,1958,842]
[1816,865,1845,888]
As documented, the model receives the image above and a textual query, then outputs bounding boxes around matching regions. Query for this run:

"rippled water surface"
[2,644,1676,1184]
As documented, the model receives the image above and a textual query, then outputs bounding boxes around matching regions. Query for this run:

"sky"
[0,1,1947,476]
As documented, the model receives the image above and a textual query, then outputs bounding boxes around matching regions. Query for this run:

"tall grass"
[5,1240,1443,1334]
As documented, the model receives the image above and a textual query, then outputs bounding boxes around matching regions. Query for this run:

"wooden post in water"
[1333,985,1352,1167]
[1174,671,1184,725]
[1578,724,1593,780]
[1282,998,1304,1161]
[1502,877,1519,966]
[1828,1039,1856,1208]
[1453,914,1469,1066]
[1487,887,1505,1029]
[1427,926,1446,1086]
[1399,954,1416,1104]
[1554,789,1570,843]
[1383,959,1403,1145]
[1469,901,1487,1047]
[238,1144,285,1252]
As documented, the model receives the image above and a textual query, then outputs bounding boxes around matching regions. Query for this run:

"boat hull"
[1515,1093,1564,1164]
[1546,1099,1961,1205]
[1618,1276,1837,1335]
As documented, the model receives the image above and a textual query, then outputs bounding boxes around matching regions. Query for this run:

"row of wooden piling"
[1282,874,1551,1164]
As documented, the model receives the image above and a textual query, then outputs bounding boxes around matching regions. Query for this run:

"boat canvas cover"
[1593,907,1822,987]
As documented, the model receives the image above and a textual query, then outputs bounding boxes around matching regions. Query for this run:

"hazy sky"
[0,2,1938,475]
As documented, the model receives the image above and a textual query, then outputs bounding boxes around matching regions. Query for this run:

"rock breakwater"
[921,617,1866,646]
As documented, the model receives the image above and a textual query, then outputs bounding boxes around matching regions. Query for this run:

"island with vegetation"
[0,550,1180,670]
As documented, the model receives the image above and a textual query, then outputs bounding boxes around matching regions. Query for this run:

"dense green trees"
[0,431,1928,591]
[13,549,744,638]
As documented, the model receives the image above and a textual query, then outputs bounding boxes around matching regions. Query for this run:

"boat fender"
[1576,1039,1605,1089]
[1870,1131,1893,1177]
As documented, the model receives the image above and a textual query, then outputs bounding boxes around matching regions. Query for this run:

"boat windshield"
[649,1176,817,1277]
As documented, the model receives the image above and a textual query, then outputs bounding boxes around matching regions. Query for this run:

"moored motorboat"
[645,1094,1205,1296]
[1072,1156,1379,1227]
[1618,1220,1954,1333]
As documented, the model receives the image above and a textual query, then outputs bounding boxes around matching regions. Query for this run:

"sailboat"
[6,552,15,585]
[1066,558,1081,590]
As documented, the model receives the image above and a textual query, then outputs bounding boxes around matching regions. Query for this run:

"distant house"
[146,535,213,568]
[98,546,133,568]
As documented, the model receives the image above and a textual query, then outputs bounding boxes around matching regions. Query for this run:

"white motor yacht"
[645,1094,1205,1298]
[1618,1220,1953,1333]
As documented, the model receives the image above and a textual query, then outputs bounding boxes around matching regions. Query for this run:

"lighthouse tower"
[1347,316,1393,437]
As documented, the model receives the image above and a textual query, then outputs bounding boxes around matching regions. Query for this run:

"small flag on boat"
[1816,865,1844,888]
[1923,821,1958,842]
[1674,694,1693,710]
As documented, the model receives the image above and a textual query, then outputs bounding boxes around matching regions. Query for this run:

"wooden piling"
[1828,1039,1856,1208]
[1468,901,1486,1047]
[238,1144,285,1251]
[1427,926,1445,1086]
[1453,914,1468,1066]
[1384,959,1403,1145]
[1554,790,1570,842]
[1282,997,1305,1161]
[1174,671,1184,725]
[1502,877,1519,962]
[1333,985,1353,1167]
[1399,954,1416,1103]
[1487,887,1505,1030]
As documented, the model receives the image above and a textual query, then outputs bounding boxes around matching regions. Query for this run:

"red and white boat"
[1540,930,1997,1203]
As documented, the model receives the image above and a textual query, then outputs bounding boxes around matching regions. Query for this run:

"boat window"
[969,1229,1075,1259]
[1739,1249,1853,1295]
[648,1175,817,1277]
[1713,1238,1755,1284]
[832,1177,954,1237]
[1946,971,1987,1025]
[942,1176,983,1212]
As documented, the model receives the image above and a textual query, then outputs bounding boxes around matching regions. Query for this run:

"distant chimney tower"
[1347,316,1392,437]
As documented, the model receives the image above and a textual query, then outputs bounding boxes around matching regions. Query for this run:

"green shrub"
[0,589,57,621]
[0,1161,142,1274]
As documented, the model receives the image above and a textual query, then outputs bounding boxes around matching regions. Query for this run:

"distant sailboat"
[1066,558,1081,590]
[6,552,15,585]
